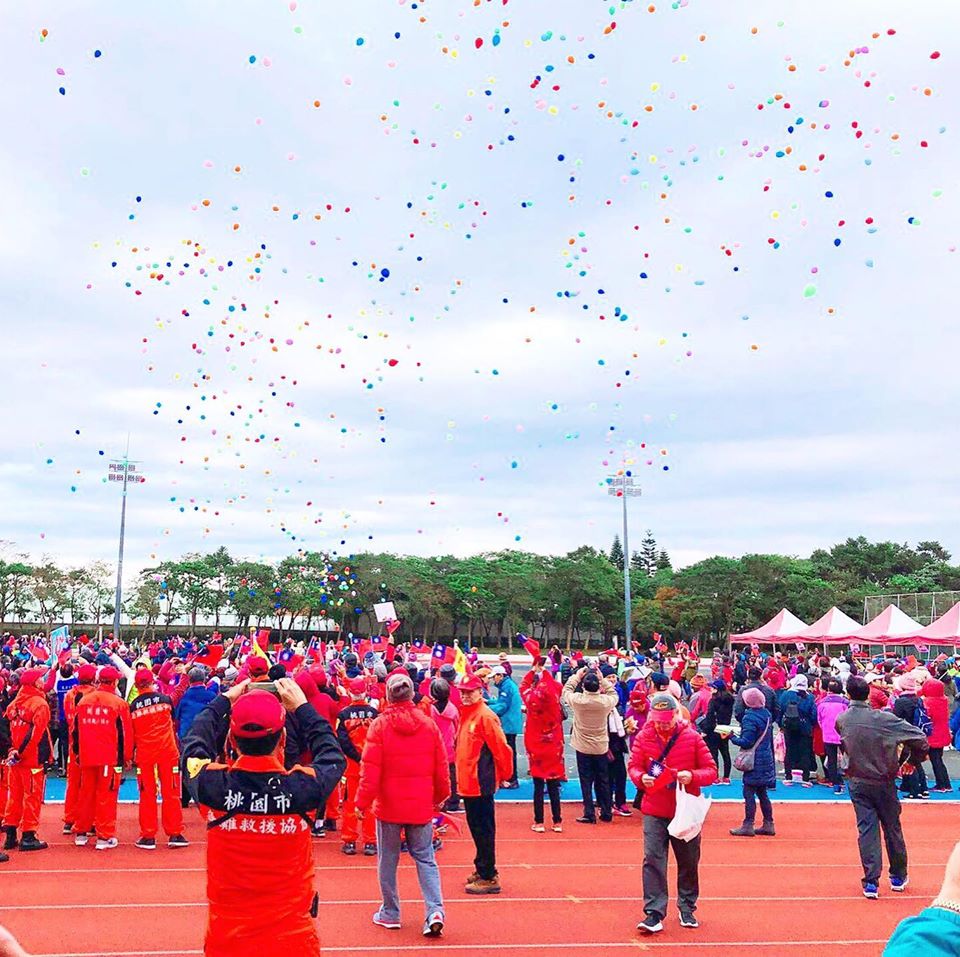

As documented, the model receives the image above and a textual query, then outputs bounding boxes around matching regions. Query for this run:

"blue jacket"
[488,676,523,735]
[730,706,777,788]
[175,684,217,740]
[950,706,960,750]
[54,675,79,722]
[778,689,817,736]
[886,907,960,956]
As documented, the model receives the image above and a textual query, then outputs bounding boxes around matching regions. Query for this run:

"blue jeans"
[376,820,444,923]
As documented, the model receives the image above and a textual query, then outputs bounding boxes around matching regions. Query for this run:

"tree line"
[0,536,956,649]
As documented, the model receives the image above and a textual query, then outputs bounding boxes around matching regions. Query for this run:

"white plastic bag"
[668,784,711,842]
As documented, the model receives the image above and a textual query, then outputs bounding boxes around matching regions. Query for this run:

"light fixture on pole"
[606,473,641,648]
[107,452,146,642]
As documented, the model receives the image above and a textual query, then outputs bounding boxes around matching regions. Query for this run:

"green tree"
[638,530,659,577]
[29,563,70,636]
[608,535,624,572]
[0,556,33,626]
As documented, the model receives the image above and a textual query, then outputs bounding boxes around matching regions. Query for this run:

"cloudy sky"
[1,0,957,578]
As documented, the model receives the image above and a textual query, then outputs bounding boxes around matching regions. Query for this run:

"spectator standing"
[429,678,461,813]
[520,665,565,832]
[174,668,217,808]
[727,687,776,836]
[487,666,522,789]
[733,667,779,723]
[921,678,951,792]
[816,679,850,793]
[892,675,927,800]
[779,674,817,786]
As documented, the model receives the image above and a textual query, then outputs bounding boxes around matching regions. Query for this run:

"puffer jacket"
[562,671,618,755]
[869,682,892,711]
[454,699,514,798]
[488,675,523,735]
[522,672,566,781]
[730,706,776,788]
[356,701,450,824]
[816,693,849,745]
[921,679,951,748]
[628,720,717,819]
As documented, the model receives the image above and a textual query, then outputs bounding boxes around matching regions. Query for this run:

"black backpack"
[782,699,801,732]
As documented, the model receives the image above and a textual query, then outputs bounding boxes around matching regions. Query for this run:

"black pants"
[609,752,627,807]
[929,748,951,791]
[576,751,612,821]
[56,724,70,774]
[463,795,497,880]
[742,784,773,824]
[783,731,814,781]
[706,734,731,778]
[444,762,460,810]
[848,780,907,887]
[642,813,702,920]
[533,778,562,825]
[901,764,926,798]
[505,734,519,784]
[825,742,843,788]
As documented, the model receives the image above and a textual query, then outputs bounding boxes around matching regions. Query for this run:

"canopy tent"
[835,604,924,645]
[730,608,809,644]
[795,606,863,644]
[915,602,960,644]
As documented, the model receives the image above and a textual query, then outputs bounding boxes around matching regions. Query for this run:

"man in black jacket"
[733,667,779,723]
[837,676,929,900]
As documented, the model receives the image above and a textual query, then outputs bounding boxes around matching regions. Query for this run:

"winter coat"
[4,685,52,768]
[522,673,566,781]
[175,683,217,740]
[730,706,776,788]
[816,694,849,746]
[431,701,460,763]
[778,689,816,736]
[75,688,134,768]
[562,671,618,755]
[836,700,928,785]
[454,699,514,798]
[763,665,787,692]
[628,720,717,819]
[701,691,734,735]
[869,683,892,711]
[688,688,712,723]
[356,701,450,824]
[488,675,523,735]
[950,707,960,750]
[921,679,951,748]
[734,680,779,723]
[893,693,919,725]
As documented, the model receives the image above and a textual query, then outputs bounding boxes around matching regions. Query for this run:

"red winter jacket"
[628,720,717,819]
[922,679,951,748]
[75,688,134,768]
[4,685,52,768]
[294,671,340,727]
[356,701,450,824]
[521,672,566,781]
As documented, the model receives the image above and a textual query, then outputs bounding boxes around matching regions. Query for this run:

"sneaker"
[95,837,119,851]
[342,842,357,855]
[500,781,520,790]
[890,876,909,893]
[312,820,326,838]
[135,837,157,850]
[0,850,7,863]
[599,815,614,823]
[615,804,632,817]
[933,788,953,793]
[372,912,401,930]
[729,824,755,837]
[445,804,465,814]
[423,912,444,938]
[363,843,377,856]
[465,871,480,885]
[834,786,844,794]
[863,883,880,899]
[637,915,663,934]
[531,823,545,833]
[432,837,443,851]
[575,815,596,824]
[62,822,73,835]
[719,778,731,786]
[323,818,337,832]
[920,792,930,800]
[801,781,814,788]
[679,911,699,929]
[782,779,793,786]
[465,876,501,895]
[168,834,190,848]
[552,823,563,833]
[74,832,90,847]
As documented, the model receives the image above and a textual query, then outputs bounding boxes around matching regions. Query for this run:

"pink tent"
[915,602,960,644]
[730,608,809,644]
[837,604,924,645]
[796,606,863,645]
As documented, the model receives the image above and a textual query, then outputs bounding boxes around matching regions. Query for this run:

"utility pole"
[108,444,145,642]
[607,473,641,649]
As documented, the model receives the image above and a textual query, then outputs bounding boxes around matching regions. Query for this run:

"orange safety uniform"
[62,682,96,827]
[181,695,345,957]
[3,684,52,833]
[130,688,183,839]
[73,686,133,840]
[335,700,378,845]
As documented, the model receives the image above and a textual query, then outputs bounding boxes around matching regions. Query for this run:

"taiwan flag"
[431,643,457,668]
[517,633,541,663]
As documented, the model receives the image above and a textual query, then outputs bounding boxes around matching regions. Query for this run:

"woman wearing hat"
[726,687,776,836]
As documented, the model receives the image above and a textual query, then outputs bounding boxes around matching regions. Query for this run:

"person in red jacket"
[336,677,379,856]
[293,668,342,837]
[181,677,345,957]
[629,693,718,934]
[2,668,52,853]
[520,663,566,832]
[61,664,97,835]
[921,678,952,792]
[72,666,134,850]
[130,668,188,849]
[454,673,514,895]
[356,673,450,937]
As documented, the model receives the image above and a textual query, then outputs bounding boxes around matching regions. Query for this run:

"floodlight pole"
[608,475,641,650]
[109,441,144,643]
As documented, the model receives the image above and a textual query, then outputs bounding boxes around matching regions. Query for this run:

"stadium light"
[107,449,146,642]
[606,474,641,649]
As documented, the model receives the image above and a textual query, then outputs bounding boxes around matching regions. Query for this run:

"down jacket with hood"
[521,672,566,781]
[356,700,450,824]
[921,679,951,748]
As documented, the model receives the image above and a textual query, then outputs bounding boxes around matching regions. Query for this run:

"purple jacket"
[817,693,849,745]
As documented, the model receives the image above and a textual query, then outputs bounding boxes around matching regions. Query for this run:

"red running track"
[1,802,945,956]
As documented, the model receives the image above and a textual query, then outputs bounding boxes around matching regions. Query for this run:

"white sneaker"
[423,912,444,937]
[372,912,401,930]
[95,837,119,851]
[74,832,89,847]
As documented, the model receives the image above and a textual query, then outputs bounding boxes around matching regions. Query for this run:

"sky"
[0,0,957,580]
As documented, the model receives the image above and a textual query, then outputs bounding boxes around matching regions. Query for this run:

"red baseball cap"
[98,666,121,684]
[19,667,47,686]
[247,658,269,678]
[348,677,368,694]
[77,664,97,683]
[459,674,484,692]
[231,690,285,739]
[134,668,155,689]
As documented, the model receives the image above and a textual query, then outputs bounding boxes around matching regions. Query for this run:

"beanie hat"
[230,691,285,739]
[385,673,414,703]
[709,679,727,691]
[691,675,706,689]
[742,687,766,709]
[898,674,918,694]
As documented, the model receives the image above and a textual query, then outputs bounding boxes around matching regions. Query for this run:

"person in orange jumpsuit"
[336,677,379,855]
[72,666,133,850]
[180,677,345,957]
[3,667,52,853]
[0,677,12,862]
[61,663,97,835]
[130,668,188,849]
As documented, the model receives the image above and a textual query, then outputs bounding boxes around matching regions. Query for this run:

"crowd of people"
[1,630,959,953]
